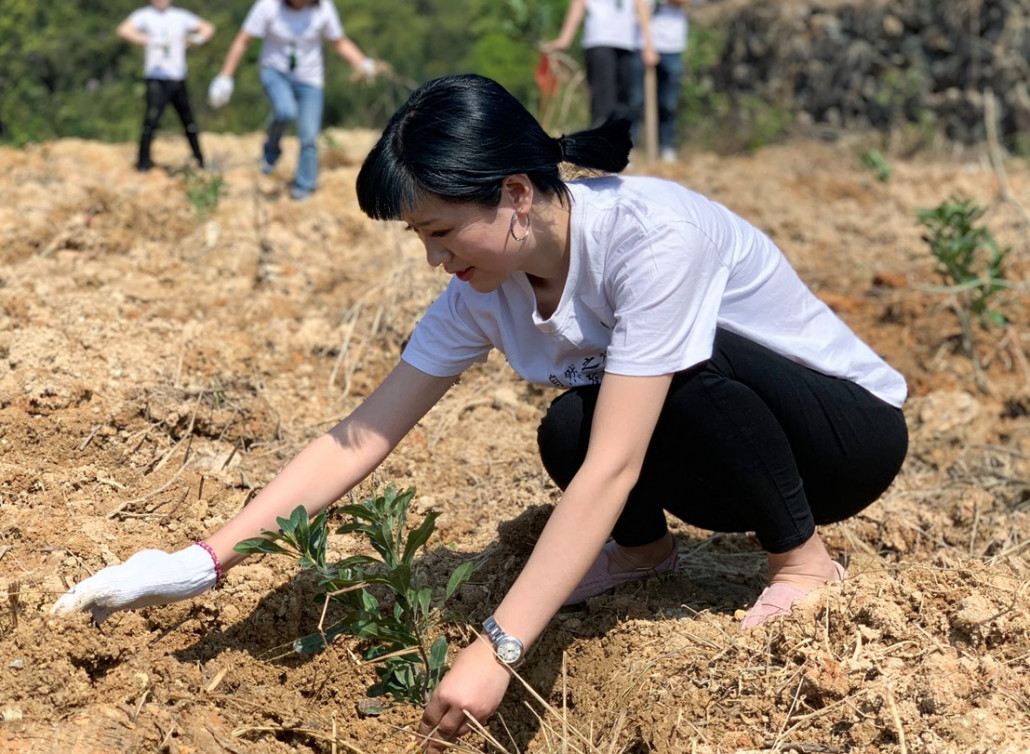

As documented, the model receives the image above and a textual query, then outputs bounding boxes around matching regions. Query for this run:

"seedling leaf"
[445,561,474,599]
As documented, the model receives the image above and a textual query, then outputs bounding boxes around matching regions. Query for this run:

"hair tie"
[195,541,224,585]
[556,135,568,163]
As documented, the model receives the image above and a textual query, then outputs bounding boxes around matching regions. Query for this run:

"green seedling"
[917,196,1010,330]
[235,485,473,712]
[180,166,224,218]
[916,196,1012,381]
[861,149,892,183]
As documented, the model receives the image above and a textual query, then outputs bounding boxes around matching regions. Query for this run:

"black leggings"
[584,46,638,128]
[138,78,204,169]
[537,329,908,554]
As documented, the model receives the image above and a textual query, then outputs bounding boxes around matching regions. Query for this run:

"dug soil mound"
[1,130,1029,753]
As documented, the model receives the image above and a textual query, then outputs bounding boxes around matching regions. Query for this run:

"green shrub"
[235,484,473,712]
[916,196,1010,330]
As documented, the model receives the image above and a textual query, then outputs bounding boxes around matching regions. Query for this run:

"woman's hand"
[51,544,218,624]
[417,637,512,752]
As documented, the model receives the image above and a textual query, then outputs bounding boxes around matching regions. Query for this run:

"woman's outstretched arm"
[207,361,456,568]
[52,361,457,621]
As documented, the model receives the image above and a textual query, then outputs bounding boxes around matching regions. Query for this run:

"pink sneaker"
[563,538,679,606]
[739,560,847,630]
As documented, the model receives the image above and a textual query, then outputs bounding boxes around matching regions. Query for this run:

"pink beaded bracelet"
[194,541,224,585]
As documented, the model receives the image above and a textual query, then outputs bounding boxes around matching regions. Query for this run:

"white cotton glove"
[51,544,218,624]
[207,75,235,109]
[357,56,378,81]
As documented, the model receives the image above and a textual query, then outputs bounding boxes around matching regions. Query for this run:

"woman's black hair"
[356,73,632,220]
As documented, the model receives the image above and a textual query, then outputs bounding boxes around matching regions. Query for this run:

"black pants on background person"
[584,46,638,128]
[138,78,204,171]
[538,328,908,553]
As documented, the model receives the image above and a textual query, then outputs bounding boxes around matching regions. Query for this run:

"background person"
[543,0,658,128]
[631,0,691,162]
[53,74,908,753]
[207,0,385,201]
[117,0,215,172]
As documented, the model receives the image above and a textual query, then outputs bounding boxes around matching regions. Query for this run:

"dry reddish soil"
[2,127,1030,754]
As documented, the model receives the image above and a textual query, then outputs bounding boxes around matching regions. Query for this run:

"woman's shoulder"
[569,174,687,196]
[569,175,694,218]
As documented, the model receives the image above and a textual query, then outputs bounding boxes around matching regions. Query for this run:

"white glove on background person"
[51,544,218,624]
[358,56,378,81]
[207,75,234,109]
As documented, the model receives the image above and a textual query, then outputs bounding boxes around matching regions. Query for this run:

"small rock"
[493,387,520,410]
[872,271,907,288]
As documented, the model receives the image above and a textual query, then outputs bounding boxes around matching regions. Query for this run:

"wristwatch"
[482,616,524,666]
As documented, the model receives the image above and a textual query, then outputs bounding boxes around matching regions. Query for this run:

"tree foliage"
[1,0,575,145]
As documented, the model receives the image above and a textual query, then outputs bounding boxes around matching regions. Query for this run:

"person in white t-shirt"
[543,0,658,128]
[207,0,385,201]
[117,0,215,172]
[52,75,908,752]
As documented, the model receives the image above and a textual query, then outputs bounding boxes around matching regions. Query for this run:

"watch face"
[496,636,523,664]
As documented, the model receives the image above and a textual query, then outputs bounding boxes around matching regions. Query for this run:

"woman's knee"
[537,388,596,489]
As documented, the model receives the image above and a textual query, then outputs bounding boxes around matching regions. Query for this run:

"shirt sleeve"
[241,0,271,38]
[127,8,147,30]
[181,9,201,31]
[400,284,493,378]
[320,0,345,40]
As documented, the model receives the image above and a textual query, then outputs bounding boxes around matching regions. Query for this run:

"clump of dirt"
[1,127,1029,753]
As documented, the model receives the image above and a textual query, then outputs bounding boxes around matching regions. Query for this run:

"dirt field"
[2,127,1030,754]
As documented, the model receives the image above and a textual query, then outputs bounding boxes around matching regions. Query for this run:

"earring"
[509,210,531,243]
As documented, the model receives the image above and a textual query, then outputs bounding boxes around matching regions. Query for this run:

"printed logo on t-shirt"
[549,352,607,389]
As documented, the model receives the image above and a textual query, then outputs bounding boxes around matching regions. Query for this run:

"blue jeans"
[630,51,685,150]
[259,66,324,193]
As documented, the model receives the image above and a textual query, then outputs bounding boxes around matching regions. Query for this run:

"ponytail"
[555,117,633,175]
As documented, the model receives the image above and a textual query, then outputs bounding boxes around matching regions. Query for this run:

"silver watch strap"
[482,615,505,643]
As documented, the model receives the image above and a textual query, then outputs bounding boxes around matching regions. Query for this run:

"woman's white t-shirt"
[126,6,202,81]
[242,0,345,87]
[401,176,907,408]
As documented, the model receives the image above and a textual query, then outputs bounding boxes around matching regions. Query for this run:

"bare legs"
[738,530,846,629]
[562,531,679,605]
[597,529,843,629]
[603,531,676,572]
[610,530,841,594]
[764,531,842,592]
